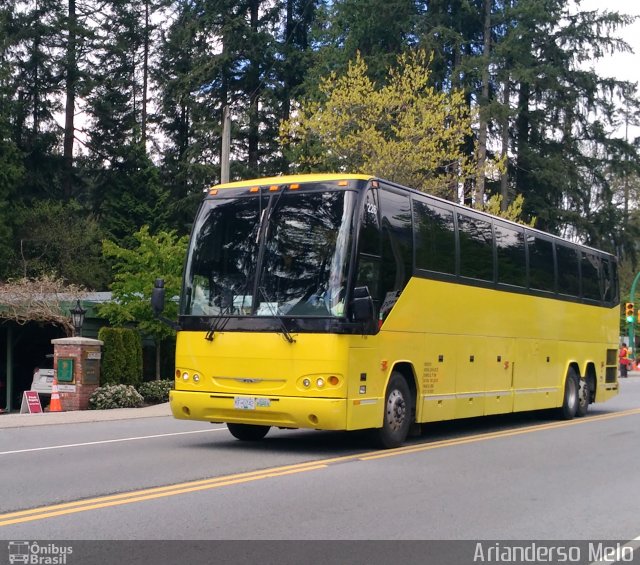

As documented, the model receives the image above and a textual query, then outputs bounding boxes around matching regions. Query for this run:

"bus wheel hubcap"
[386,390,406,431]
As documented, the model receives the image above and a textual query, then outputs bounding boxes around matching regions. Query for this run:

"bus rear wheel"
[227,423,270,441]
[374,372,414,449]
[557,369,579,420]
[576,377,590,417]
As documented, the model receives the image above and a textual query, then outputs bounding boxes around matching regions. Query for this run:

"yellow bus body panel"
[171,277,619,431]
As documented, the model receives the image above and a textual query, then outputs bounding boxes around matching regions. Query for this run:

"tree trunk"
[62,0,76,199]
[515,81,530,195]
[500,78,510,211]
[247,0,260,175]
[141,0,149,146]
[475,0,491,208]
[155,339,161,381]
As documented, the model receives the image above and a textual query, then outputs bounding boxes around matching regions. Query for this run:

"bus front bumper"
[169,390,348,431]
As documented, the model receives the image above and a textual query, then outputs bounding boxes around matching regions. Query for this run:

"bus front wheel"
[227,423,270,441]
[557,369,579,420]
[375,372,414,449]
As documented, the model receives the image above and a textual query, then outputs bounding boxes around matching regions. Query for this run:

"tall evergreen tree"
[9,0,65,202]
[84,0,167,246]
[310,0,418,87]
[0,2,24,276]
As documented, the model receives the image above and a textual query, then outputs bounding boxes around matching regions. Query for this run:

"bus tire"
[375,372,414,449]
[557,369,579,420]
[227,423,270,441]
[576,377,589,417]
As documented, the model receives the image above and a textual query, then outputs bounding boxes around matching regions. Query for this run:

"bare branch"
[0,275,88,335]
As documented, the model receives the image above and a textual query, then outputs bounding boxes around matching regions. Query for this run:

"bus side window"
[556,243,580,297]
[413,200,456,275]
[457,212,494,282]
[601,257,617,305]
[527,234,555,293]
[355,188,382,312]
[495,222,526,287]
[581,252,601,302]
[378,188,412,313]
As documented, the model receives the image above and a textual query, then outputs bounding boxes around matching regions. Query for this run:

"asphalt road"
[0,379,639,545]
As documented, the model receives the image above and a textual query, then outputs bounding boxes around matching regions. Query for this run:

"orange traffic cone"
[49,377,63,412]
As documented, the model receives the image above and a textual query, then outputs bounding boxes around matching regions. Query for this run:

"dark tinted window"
[378,188,412,319]
[413,200,455,275]
[359,188,380,256]
[527,234,555,292]
[495,223,526,287]
[556,244,580,297]
[602,259,617,304]
[260,191,356,316]
[581,252,601,301]
[379,189,413,292]
[182,197,261,315]
[458,213,494,281]
[356,189,382,306]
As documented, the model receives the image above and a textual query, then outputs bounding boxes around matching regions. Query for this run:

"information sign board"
[20,391,43,414]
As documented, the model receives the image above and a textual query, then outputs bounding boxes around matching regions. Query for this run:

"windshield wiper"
[205,310,231,341]
[204,291,234,341]
[258,286,296,344]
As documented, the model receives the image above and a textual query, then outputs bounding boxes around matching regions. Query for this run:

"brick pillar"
[51,337,103,411]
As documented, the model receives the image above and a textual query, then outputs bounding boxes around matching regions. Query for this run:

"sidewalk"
[0,402,171,429]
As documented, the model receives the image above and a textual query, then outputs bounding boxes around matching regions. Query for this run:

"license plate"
[234,396,255,410]
[233,397,271,410]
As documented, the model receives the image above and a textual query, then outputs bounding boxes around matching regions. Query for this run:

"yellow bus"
[153,173,620,447]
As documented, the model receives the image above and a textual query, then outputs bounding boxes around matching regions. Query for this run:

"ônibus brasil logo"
[7,542,73,565]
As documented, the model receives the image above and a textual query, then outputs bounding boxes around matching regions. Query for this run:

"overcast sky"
[577,0,639,139]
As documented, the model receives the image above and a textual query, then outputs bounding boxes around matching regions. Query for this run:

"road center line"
[0,428,225,456]
[1,407,639,527]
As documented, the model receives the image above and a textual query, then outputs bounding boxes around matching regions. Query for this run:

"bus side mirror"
[351,286,374,323]
[151,278,166,316]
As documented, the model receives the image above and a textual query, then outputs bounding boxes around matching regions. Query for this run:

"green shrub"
[121,328,143,386]
[89,385,144,410]
[137,379,173,404]
[98,327,143,386]
[88,384,144,410]
[98,327,125,385]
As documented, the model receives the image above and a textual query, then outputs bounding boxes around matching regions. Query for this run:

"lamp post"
[71,300,86,337]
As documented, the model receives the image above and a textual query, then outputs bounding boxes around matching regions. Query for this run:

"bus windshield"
[181,189,356,318]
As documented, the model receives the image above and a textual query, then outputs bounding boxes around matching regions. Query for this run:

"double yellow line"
[2,407,639,527]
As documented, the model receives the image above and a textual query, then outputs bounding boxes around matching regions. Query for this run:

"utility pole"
[221,105,231,183]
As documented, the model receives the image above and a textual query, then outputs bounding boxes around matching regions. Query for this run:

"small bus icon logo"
[8,541,30,564]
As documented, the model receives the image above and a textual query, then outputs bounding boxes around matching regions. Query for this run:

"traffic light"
[625,302,635,323]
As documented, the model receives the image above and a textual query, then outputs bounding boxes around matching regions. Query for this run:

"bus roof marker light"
[290,184,300,190]
[249,186,259,193]
[338,180,348,187]
[208,189,218,196]
[269,185,279,192]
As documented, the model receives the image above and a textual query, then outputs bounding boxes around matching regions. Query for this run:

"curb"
[0,403,171,429]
